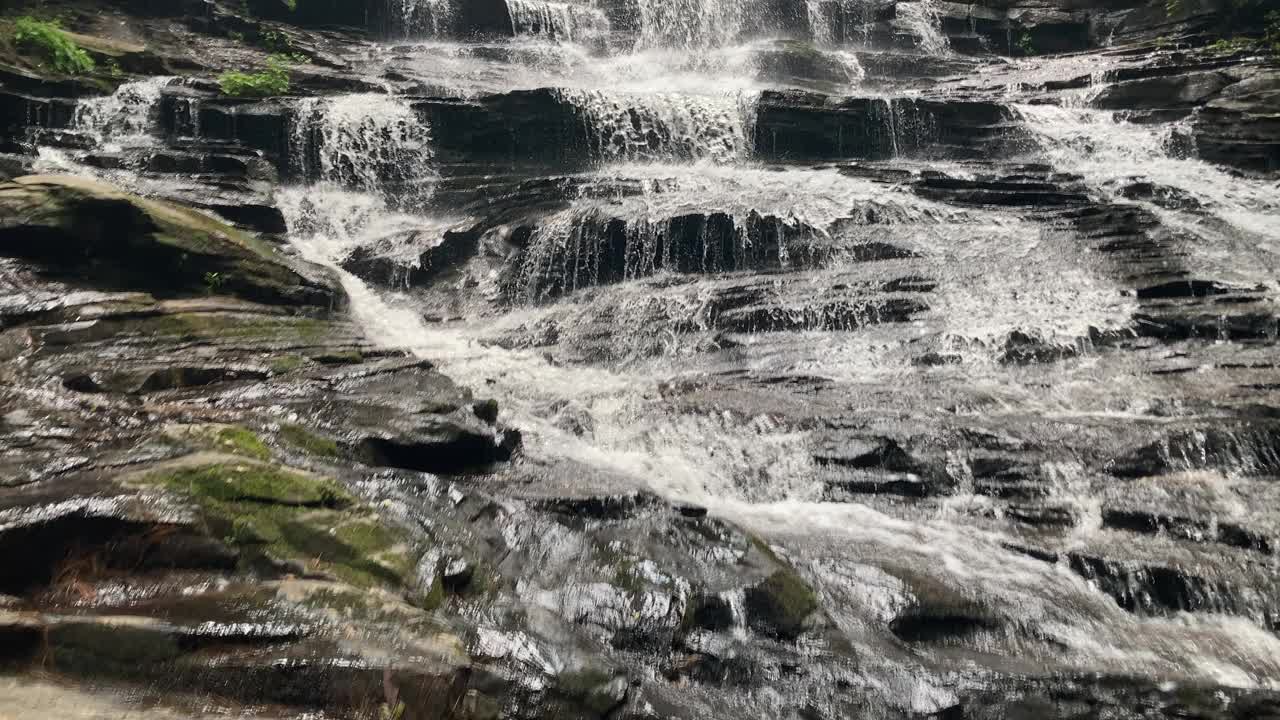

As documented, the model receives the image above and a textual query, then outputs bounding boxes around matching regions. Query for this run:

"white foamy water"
[290,93,436,205]
[895,0,949,55]
[391,0,453,37]
[559,90,755,163]
[506,0,611,42]
[634,0,749,50]
[1015,104,1280,285]
[72,76,176,149]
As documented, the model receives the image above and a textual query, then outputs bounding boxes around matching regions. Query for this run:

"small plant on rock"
[218,54,292,97]
[12,16,95,75]
[203,271,225,293]
[1017,32,1036,56]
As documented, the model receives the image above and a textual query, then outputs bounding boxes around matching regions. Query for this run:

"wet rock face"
[1193,69,1280,173]
[0,176,342,307]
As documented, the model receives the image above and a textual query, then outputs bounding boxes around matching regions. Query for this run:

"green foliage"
[1165,0,1280,56]
[260,29,293,53]
[215,426,273,460]
[280,423,341,457]
[1203,8,1280,56]
[203,271,225,293]
[1016,33,1036,56]
[218,54,292,97]
[1209,36,1257,54]
[12,16,95,75]
[285,0,299,10]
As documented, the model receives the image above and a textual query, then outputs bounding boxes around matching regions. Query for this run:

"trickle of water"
[72,76,176,148]
[289,93,436,207]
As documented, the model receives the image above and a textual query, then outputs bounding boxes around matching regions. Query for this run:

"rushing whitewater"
[71,76,175,148]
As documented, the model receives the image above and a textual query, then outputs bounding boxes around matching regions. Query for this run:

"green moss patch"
[279,423,340,458]
[157,463,347,507]
[269,354,307,374]
[214,426,272,460]
[743,569,818,640]
[139,462,414,589]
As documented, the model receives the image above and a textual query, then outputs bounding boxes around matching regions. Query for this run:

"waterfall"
[634,0,749,50]
[895,0,949,55]
[1014,104,1280,246]
[505,0,611,42]
[289,93,436,207]
[806,0,880,45]
[559,88,754,163]
[390,0,453,37]
[72,76,176,147]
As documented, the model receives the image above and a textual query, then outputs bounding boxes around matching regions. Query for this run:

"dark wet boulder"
[743,569,818,640]
[353,416,520,475]
[754,91,1021,162]
[888,570,1000,643]
[1093,70,1236,114]
[999,329,1079,365]
[0,176,343,307]
[1193,68,1280,173]
[683,594,736,633]
[752,40,866,91]
[246,0,370,29]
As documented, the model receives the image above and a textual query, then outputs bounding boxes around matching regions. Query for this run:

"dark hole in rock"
[0,513,235,596]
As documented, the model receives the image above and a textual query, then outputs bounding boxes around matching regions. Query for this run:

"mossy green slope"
[138,461,415,590]
[0,175,340,307]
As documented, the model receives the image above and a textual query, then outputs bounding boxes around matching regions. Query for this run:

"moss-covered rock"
[886,568,1001,643]
[279,423,341,458]
[743,569,818,640]
[167,424,273,460]
[136,460,415,589]
[0,175,342,307]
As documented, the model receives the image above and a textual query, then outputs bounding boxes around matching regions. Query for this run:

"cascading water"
[275,0,1280,700]
[390,0,453,37]
[71,76,175,148]
[506,0,611,42]
[806,0,882,45]
[634,0,749,50]
[290,93,436,207]
[1015,104,1280,284]
[895,0,949,54]
[559,89,753,162]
